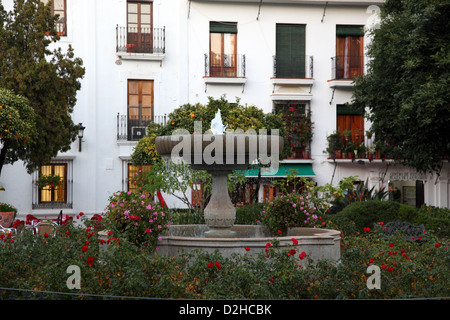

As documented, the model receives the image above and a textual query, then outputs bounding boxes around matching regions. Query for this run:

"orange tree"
[0,88,36,176]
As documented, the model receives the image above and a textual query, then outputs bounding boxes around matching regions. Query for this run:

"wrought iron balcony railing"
[273,55,313,79]
[117,114,167,141]
[116,25,165,54]
[204,53,246,78]
[331,55,365,80]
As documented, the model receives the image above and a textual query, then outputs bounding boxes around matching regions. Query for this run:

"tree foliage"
[0,0,85,174]
[131,96,290,165]
[0,87,36,156]
[352,0,450,174]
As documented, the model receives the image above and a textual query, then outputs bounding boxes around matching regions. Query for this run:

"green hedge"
[327,200,450,237]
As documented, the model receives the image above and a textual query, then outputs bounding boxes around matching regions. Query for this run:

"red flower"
[299,252,306,260]
[292,238,298,245]
[82,245,89,252]
[215,262,221,270]
[387,267,394,272]
[435,242,442,248]
[44,233,49,238]
[389,243,394,247]
[288,249,296,256]
[207,262,214,268]
[277,230,282,234]
[382,264,387,269]
[363,227,370,233]
[65,231,71,236]
[87,256,94,266]
[245,247,250,251]
[266,242,271,248]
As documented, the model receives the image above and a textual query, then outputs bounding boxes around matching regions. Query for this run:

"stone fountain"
[154,110,341,264]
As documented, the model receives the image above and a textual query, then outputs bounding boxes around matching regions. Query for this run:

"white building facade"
[0,0,448,220]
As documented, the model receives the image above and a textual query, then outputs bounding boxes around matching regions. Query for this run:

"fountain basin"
[158,225,341,265]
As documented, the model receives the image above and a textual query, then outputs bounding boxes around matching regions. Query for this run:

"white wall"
[1,0,448,217]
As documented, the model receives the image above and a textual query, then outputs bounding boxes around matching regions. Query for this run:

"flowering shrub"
[104,190,170,250]
[0,211,447,300]
[260,190,323,234]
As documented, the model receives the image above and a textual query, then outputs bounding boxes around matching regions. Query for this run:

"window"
[127,164,152,192]
[336,104,364,145]
[209,22,237,77]
[127,1,153,53]
[275,24,306,78]
[335,25,364,79]
[42,0,67,36]
[127,79,154,140]
[33,160,73,209]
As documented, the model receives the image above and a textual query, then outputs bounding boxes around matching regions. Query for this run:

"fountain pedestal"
[203,171,236,238]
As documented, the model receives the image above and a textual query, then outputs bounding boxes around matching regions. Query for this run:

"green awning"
[243,163,315,178]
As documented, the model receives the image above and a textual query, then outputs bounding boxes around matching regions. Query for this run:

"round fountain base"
[158,225,341,265]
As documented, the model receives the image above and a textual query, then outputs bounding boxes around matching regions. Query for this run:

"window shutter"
[276,24,306,78]
[336,104,364,115]
[336,25,364,36]
[210,21,237,34]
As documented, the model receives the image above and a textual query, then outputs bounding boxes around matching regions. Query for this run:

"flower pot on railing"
[36,174,61,190]
[126,43,136,53]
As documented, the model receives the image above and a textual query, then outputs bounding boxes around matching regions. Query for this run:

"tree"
[0,0,85,175]
[351,0,450,174]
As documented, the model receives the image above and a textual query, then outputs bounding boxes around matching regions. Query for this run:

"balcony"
[271,55,314,101]
[273,55,313,80]
[116,25,165,61]
[203,53,246,90]
[117,114,167,141]
[328,55,365,88]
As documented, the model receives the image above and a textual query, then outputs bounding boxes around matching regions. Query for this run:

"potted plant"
[325,131,343,159]
[0,203,17,228]
[126,39,136,53]
[342,129,352,142]
[344,141,356,159]
[36,174,61,190]
[357,142,366,158]
[367,144,375,159]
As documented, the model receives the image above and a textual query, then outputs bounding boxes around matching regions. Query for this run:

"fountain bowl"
[158,224,341,266]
